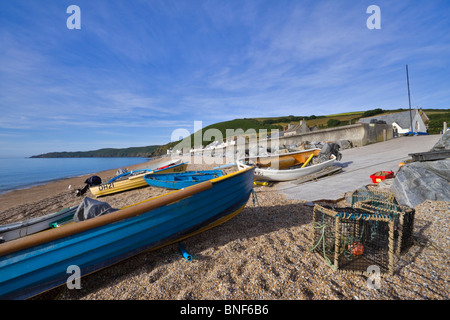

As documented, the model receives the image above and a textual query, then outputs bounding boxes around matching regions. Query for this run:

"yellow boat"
[90,162,188,197]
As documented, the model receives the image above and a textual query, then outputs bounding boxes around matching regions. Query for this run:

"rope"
[251,188,260,210]
[309,221,337,271]
[334,210,391,221]
[413,235,445,252]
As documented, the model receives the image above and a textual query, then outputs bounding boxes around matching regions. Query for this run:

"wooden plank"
[408,150,450,162]
[291,166,343,185]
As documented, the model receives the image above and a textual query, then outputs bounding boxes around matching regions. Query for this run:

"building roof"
[358,109,421,129]
[285,120,310,134]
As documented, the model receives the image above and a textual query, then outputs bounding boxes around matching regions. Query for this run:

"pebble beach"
[0,156,448,301]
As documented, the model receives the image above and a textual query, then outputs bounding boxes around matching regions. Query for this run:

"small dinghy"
[0,207,76,243]
[236,148,338,182]
[144,170,224,189]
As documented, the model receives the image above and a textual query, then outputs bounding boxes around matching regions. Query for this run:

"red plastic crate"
[370,171,394,183]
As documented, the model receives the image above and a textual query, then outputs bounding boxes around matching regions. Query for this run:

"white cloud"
[1,1,449,157]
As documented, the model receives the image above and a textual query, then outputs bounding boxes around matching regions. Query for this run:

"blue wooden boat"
[144,170,225,189]
[0,167,254,299]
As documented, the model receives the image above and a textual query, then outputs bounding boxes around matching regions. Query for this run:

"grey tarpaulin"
[74,197,118,222]
[390,160,450,207]
[390,132,450,207]
[431,130,450,151]
[116,168,128,176]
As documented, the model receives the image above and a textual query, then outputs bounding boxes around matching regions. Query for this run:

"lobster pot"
[345,188,397,207]
[355,200,415,254]
[347,189,415,254]
[311,205,395,275]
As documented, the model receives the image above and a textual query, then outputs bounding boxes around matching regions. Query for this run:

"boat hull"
[144,170,224,189]
[237,149,336,182]
[0,168,254,300]
[90,162,188,197]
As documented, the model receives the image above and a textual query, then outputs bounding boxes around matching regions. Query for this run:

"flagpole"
[406,64,413,133]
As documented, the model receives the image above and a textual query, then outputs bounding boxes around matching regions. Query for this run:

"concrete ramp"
[277,135,442,202]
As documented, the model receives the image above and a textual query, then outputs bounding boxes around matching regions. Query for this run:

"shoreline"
[0,157,167,215]
[0,157,153,196]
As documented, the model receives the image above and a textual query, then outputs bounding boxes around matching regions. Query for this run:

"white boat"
[236,148,337,182]
[0,207,77,243]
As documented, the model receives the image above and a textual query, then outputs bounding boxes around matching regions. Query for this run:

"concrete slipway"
[277,134,442,202]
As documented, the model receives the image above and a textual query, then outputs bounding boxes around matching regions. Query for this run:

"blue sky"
[1,0,449,157]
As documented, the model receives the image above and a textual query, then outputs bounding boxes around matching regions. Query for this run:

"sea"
[0,157,149,194]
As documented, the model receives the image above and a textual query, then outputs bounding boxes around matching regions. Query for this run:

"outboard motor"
[75,175,102,197]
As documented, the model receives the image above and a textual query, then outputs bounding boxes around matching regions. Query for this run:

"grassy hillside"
[426,110,450,134]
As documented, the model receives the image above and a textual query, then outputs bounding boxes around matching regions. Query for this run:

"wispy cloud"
[1,0,449,157]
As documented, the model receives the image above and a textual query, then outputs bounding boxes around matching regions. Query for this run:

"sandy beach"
[0,156,448,301]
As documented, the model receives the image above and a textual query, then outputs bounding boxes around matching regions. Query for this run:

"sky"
[1,0,449,157]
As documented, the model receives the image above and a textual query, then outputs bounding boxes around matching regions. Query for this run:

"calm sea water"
[0,157,149,194]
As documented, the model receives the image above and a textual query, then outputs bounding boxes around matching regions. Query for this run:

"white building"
[358,109,429,135]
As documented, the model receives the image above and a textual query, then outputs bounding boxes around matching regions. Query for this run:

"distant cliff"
[30,145,160,158]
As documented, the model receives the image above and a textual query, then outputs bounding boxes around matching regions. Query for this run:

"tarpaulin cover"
[74,197,118,222]
[391,132,450,207]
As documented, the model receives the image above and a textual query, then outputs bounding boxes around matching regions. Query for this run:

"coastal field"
[0,156,448,301]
